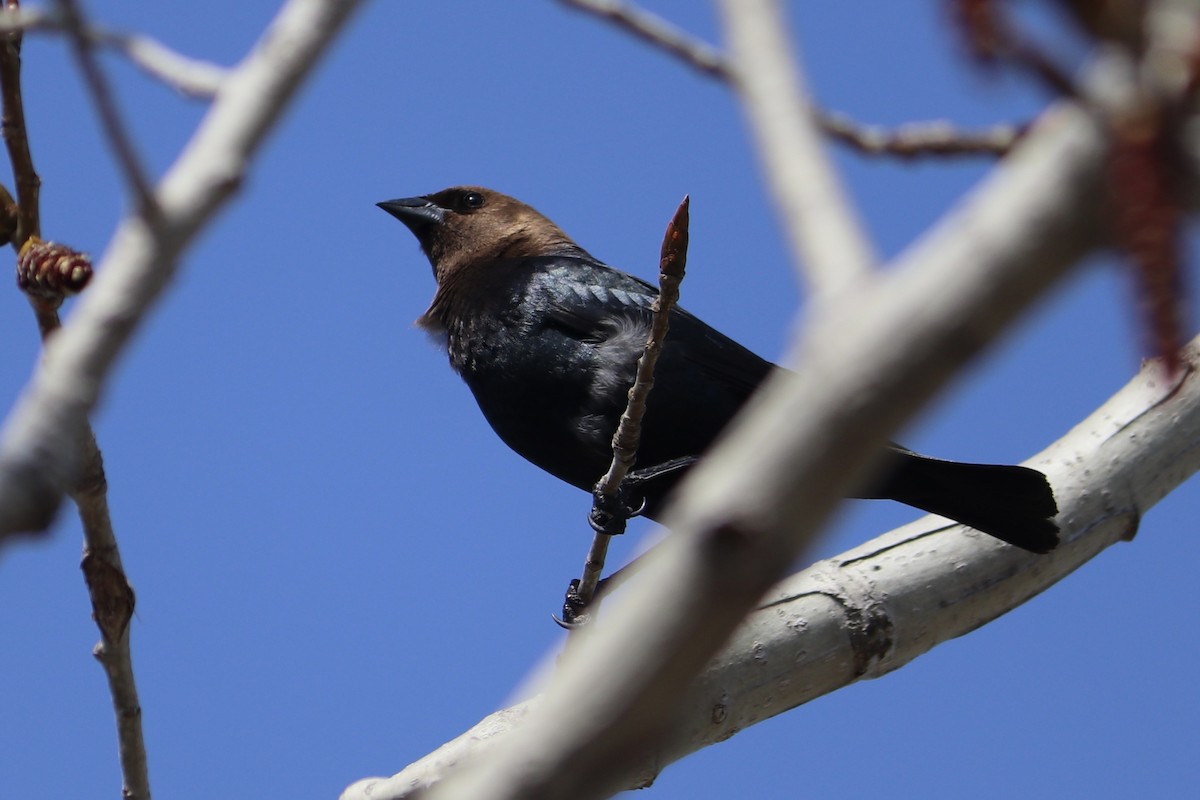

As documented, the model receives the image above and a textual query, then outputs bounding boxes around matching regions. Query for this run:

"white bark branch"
[344,331,1198,799]
[341,99,1110,800]
[558,0,728,80]
[717,0,877,294]
[0,0,365,542]
[0,6,226,98]
[87,25,227,99]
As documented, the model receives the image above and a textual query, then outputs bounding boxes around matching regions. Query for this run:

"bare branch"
[950,0,1080,97]
[0,2,40,249]
[77,436,148,800]
[817,112,1025,158]
[86,24,226,99]
[571,196,691,617]
[0,0,368,541]
[0,6,226,98]
[596,197,691,501]
[345,331,1200,799]
[557,0,728,79]
[565,0,884,295]
[389,98,1107,800]
[57,0,161,222]
[3,3,149,796]
[560,0,1025,162]
[717,0,876,295]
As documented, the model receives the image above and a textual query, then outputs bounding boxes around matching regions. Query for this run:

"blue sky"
[2,2,1197,798]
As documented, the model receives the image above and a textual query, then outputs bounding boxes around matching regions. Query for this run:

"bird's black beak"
[377,196,445,231]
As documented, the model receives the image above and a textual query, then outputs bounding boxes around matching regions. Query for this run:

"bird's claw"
[557,579,589,628]
[588,486,644,536]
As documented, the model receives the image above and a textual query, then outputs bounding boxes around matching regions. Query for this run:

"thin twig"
[3,2,149,797]
[562,0,1022,161]
[57,0,161,223]
[718,0,876,295]
[0,6,225,98]
[76,429,148,800]
[0,0,39,249]
[98,26,225,99]
[558,0,728,79]
[817,111,1026,158]
[951,0,1080,99]
[570,196,691,620]
[0,0,366,538]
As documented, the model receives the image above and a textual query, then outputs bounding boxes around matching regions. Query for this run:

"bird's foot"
[588,486,645,536]
[556,574,618,628]
[557,579,588,628]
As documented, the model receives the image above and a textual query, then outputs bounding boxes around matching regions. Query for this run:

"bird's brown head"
[377,186,584,286]
[378,187,589,332]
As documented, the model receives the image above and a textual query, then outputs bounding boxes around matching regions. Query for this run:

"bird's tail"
[865,452,1060,554]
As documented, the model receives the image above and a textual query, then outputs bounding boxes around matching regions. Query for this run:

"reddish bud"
[16,237,93,301]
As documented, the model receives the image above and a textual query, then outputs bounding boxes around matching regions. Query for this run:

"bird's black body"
[379,187,1059,553]
[444,255,769,508]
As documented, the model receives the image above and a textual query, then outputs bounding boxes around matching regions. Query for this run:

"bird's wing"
[532,257,772,396]
[534,258,658,343]
[667,312,773,395]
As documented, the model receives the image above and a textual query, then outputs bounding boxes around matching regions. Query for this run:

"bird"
[378,186,1059,553]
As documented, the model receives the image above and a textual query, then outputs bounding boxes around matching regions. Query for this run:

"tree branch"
[0,0,367,540]
[557,0,728,78]
[0,5,226,98]
[0,1,40,249]
[570,196,691,618]
[57,0,161,222]
[350,95,1108,800]
[818,112,1025,158]
[344,329,1198,799]
[717,0,876,295]
[3,3,148,796]
[560,0,1022,161]
[77,21,226,99]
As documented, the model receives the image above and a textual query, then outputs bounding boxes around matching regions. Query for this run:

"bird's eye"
[462,191,485,210]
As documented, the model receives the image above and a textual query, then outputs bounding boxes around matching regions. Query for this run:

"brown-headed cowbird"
[379,186,1059,553]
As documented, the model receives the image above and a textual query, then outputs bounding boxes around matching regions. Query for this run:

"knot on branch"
[81,551,136,642]
[17,237,93,302]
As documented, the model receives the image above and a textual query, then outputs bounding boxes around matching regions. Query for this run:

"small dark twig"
[0,1,39,249]
[57,0,162,225]
[563,0,1023,160]
[3,3,150,797]
[1,5,55,335]
[950,0,1079,99]
[567,196,691,625]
